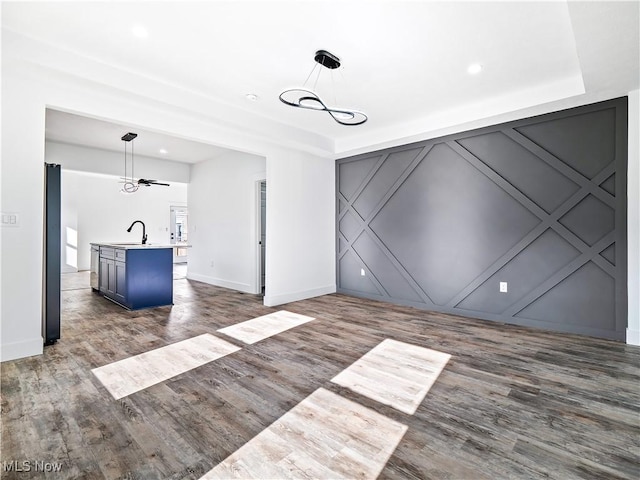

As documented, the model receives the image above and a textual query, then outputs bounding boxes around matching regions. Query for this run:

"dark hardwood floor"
[1,275,639,479]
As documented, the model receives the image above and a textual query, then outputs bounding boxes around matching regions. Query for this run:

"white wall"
[263,147,336,306]
[61,171,187,272]
[1,66,47,361]
[188,151,266,293]
[187,147,336,304]
[628,89,640,345]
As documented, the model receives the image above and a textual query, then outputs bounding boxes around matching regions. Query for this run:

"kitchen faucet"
[126,220,147,244]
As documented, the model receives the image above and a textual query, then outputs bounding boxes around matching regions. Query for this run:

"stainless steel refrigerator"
[43,163,61,345]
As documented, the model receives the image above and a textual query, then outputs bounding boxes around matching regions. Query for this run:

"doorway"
[257,180,266,294]
[170,206,188,263]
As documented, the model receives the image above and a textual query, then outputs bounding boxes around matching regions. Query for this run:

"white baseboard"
[264,284,336,307]
[187,273,254,294]
[627,328,640,346]
[1,337,44,362]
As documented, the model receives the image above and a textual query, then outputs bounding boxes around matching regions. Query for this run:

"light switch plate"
[1,212,20,227]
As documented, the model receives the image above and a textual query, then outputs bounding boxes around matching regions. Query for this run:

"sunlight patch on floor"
[92,334,240,399]
[331,339,451,414]
[200,387,407,480]
[217,310,315,344]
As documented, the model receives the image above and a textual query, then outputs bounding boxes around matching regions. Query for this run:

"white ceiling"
[3,1,639,160]
[45,109,230,163]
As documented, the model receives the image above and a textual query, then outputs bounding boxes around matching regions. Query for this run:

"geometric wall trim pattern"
[336,98,628,341]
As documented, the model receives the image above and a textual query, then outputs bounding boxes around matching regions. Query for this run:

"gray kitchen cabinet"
[114,259,126,304]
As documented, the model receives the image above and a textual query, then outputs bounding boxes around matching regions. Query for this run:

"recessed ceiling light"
[467,63,483,75]
[159,148,168,155]
[245,93,259,101]
[132,25,149,38]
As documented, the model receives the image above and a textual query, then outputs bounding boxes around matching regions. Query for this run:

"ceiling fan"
[137,178,169,187]
[120,132,171,193]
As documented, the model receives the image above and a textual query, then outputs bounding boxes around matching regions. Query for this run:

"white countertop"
[91,242,191,250]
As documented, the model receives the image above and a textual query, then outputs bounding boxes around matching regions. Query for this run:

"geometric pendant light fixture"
[119,132,170,193]
[120,132,139,193]
[279,50,367,126]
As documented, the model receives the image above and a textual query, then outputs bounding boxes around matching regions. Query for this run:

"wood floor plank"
[1,275,638,479]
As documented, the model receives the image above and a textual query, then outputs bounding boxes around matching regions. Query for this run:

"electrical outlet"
[500,282,508,293]
[360,268,366,276]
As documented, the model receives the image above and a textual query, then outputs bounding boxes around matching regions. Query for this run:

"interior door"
[169,206,188,263]
[260,181,266,291]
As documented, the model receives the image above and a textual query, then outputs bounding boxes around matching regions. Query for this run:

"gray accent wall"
[336,98,628,341]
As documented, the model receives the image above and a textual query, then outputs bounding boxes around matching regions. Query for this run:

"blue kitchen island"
[90,243,174,310]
